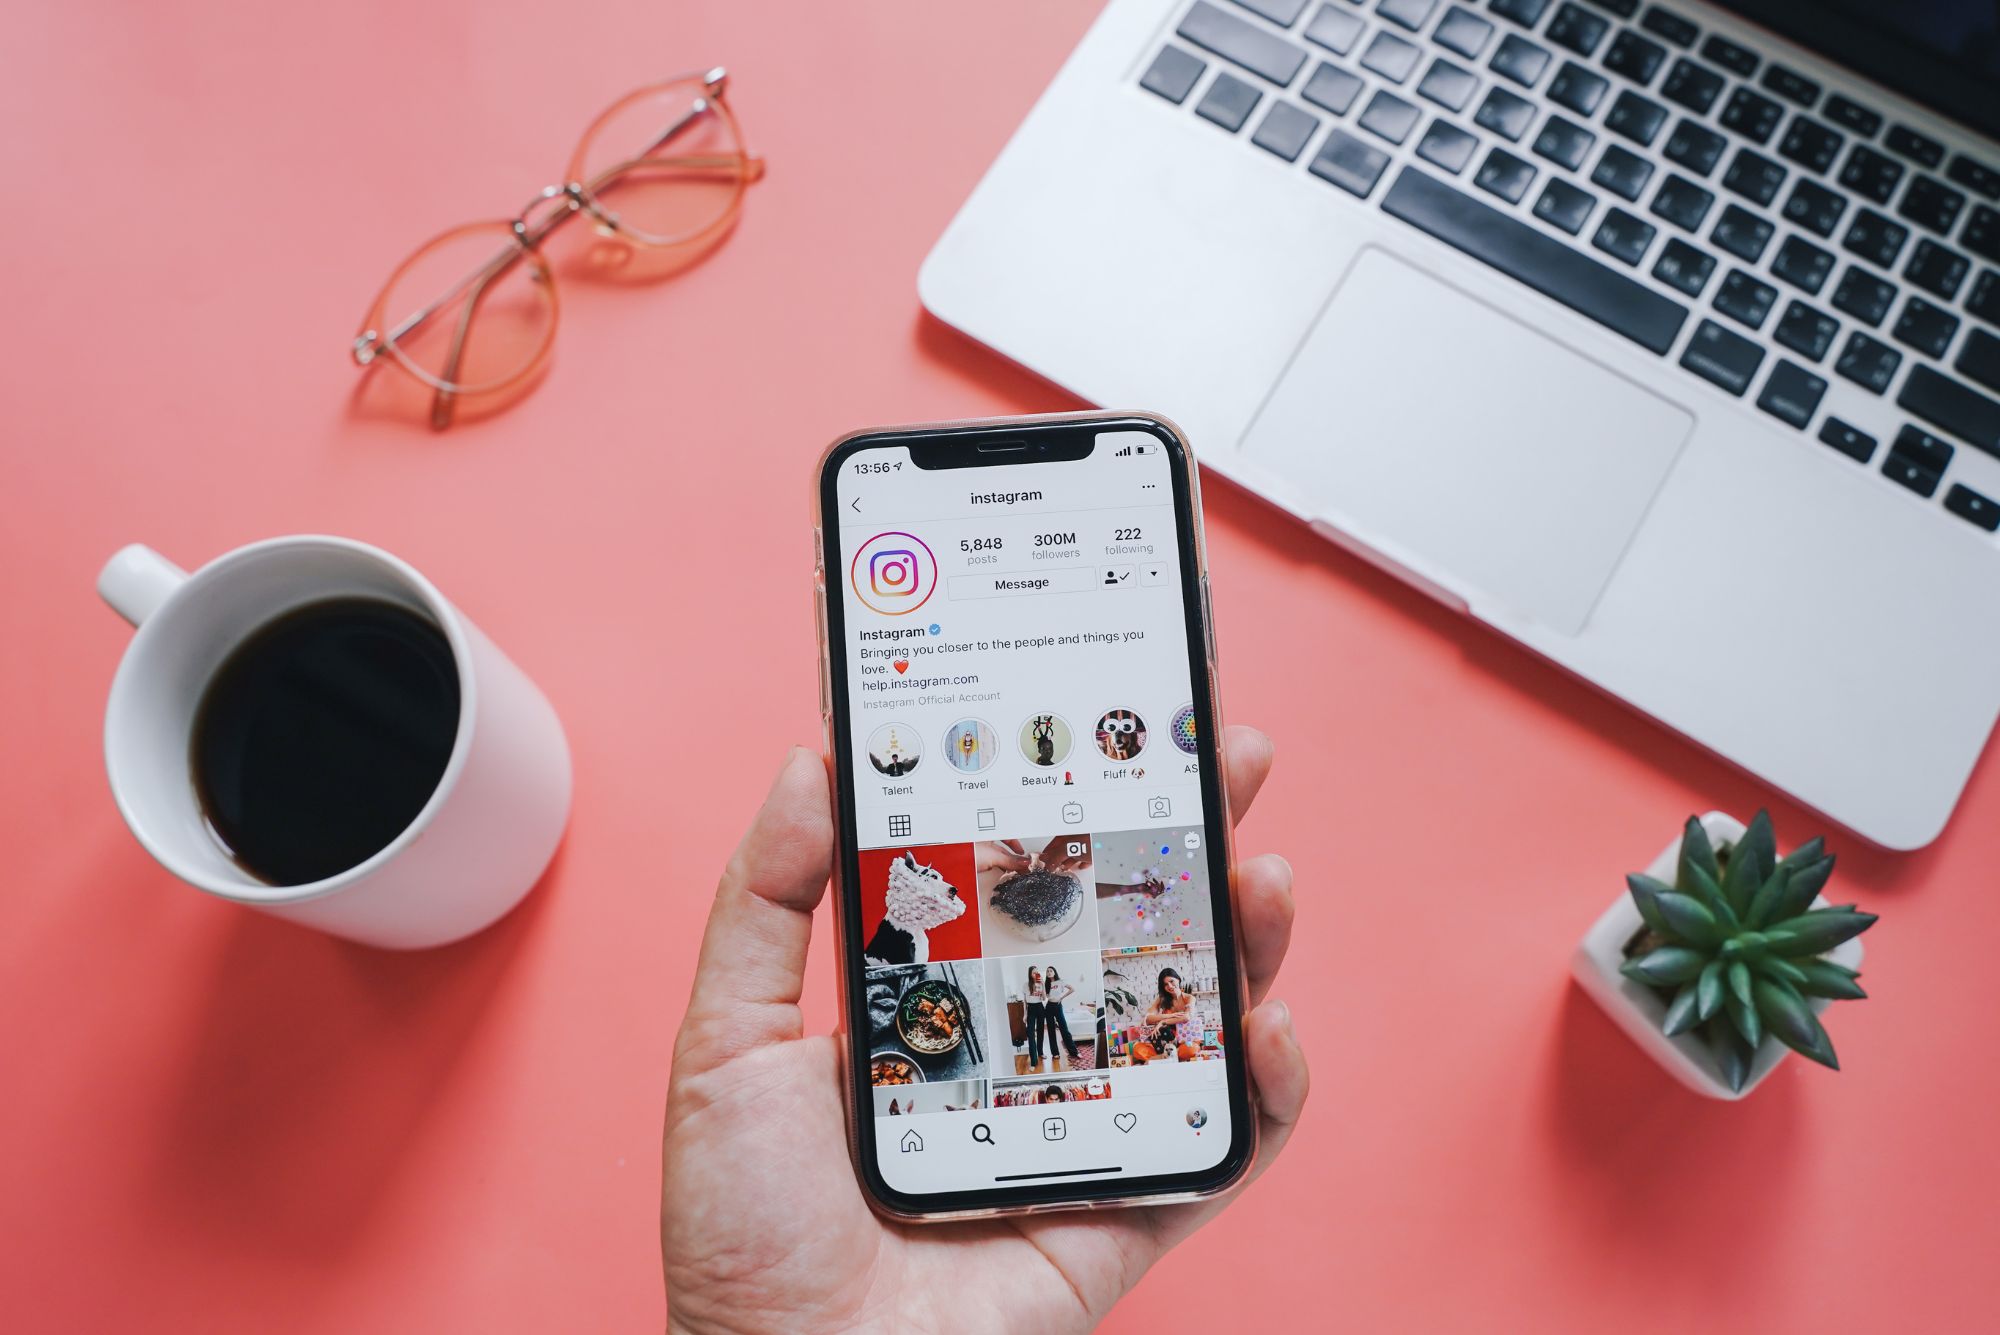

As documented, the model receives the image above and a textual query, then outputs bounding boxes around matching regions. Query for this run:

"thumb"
[673,747,834,1074]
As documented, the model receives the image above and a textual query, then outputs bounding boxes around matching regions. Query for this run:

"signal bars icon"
[1113,444,1133,457]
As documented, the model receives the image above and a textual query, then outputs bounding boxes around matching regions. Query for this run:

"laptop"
[921,0,2000,850]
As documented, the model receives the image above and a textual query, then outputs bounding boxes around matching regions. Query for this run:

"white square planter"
[1571,811,1865,1101]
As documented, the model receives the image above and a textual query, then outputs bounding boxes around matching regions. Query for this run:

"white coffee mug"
[99,536,572,949]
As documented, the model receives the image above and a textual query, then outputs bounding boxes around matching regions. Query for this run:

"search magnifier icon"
[972,1123,994,1145]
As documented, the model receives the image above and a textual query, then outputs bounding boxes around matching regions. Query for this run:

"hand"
[974,838,1035,896]
[661,726,1306,1334]
[1035,834,1090,874]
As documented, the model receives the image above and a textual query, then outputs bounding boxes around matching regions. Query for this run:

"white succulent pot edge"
[1570,811,1865,1101]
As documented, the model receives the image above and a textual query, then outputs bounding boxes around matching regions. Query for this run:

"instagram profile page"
[834,432,1233,1196]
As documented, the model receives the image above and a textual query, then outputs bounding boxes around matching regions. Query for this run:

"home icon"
[900,1129,924,1154]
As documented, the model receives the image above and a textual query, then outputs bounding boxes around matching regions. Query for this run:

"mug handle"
[99,545,189,627]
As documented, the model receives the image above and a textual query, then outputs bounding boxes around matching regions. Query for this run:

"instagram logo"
[851,531,937,615]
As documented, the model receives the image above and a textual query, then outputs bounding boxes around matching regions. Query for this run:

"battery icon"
[1135,442,1159,455]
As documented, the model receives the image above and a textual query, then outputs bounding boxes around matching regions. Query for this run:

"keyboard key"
[1834,330,1901,394]
[1969,207,2000,264]
[1892,296,1958,360]
[1718,87,1782,145]
[1883,453,1945,499]
[1380,167,1690,351]
[1946,483,2000,531]
[1774,300,1838,361]
[1490,33,1552,87]
[1302,62,1367,114]
[1778,117,1844,175]
[1905,240,1971,302]
[1251,99,1321,160]
[1959,328,2000,395]
[1838,145,1903,205]
[1699,33,1758,77]
[1416,119,1479,173]
[1680,318,1764,395]
[1659,58,1723,114]
[1818,417,1877,463]
[1547,61,1609,116]
[1435,5,1497,58]
[1885,124,1945,169]
[1715,268,1778,330]
[1602,30,1666,85]
[1757,359,1827,428]
[1361,29,1423,83]
[1662,119,1725,177]
[1898,176,1967,237]
[1489,0,1550,27]
[1842,209,1909,269]
[1308,128,1393,196]
[1947,155,2000,201]
[1639,7,1698,48]
[1822,95,1882,139]
[1899,364,2000,455]
[1591,144,1654,201]
[1546,3,1608,57]
[1652,237,1716,296]
[1972,269,2000,325]
[1889,422,1955,474]
[1711,204,1774,263]
[1303,3,1366,53]
[1532,114,1595,171]
[1140,46,1206,104]
[1650,173,1713,232]
[1234,0,1312,23]
[1475,87,1536,141]
[1418,59,1481,112]
[1359,89,1422,144]
[1533,177,1598,234]
[1772,236,1835,295]
[1475,146,1537,203]
[1589,0,1639,14]
[1759,63,1819,108]
[1196,71,1265,131]
[1377,0,1439,31]
[1593,206,1657,266]
[1722,148,1786,207]
[1832,267,1896,327]
[1605,91,1668,147]
[1781,178,1846,237]
[1179,3,1310,85]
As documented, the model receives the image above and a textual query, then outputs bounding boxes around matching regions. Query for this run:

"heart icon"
[893,659,910,674]
[1113,1112,1137,1133]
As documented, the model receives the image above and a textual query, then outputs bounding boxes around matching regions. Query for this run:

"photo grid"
[861,763,1229,1115]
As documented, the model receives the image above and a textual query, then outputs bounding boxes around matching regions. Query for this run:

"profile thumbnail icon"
[867,722,922,777]
[1018,714,1073,768]
[1168,704,1199,756]
[1094,709,1147,761]
[943,718,999,773]
[850,531,937,616]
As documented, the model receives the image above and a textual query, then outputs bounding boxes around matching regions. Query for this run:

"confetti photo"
[1092,825,1214,948]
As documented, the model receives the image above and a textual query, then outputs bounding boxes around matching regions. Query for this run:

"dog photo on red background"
[857,842,980,967]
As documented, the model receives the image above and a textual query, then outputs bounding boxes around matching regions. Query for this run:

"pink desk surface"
[5,3,1997,1330]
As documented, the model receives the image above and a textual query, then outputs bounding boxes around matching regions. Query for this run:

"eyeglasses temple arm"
[429,251,512,430]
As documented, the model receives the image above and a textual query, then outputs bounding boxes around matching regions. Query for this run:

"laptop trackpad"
[1244,249,1693,636]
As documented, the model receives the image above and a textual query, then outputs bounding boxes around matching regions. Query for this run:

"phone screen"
[819,418,1248,1211]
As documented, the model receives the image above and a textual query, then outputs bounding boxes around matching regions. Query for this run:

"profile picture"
[1168,704,1199,756]
[867,721,922,777]
[1018,713,1073,767]
[1094,709,1147,761]
[1185,1107,1208,1130]
[943,718,999,773]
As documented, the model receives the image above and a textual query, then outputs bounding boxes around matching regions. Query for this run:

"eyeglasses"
[352,68,764,428]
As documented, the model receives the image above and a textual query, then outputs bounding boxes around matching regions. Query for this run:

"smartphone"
[813,411,1253,1221]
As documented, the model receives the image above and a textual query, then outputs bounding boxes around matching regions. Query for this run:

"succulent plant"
[1621,810,1876,1092]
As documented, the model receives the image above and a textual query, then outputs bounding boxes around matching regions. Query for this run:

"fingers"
[674,748,834,1073]
[1234,853,1296,1007]
[1221,725,1274,828]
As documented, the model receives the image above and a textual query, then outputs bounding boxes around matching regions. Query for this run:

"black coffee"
[191,597,460,886]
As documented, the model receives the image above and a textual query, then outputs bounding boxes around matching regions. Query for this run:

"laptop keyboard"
[1139,0,2000,532]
